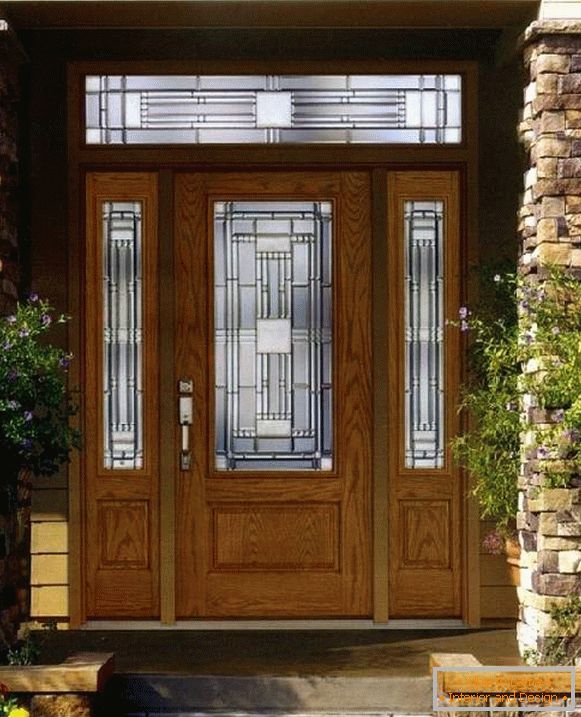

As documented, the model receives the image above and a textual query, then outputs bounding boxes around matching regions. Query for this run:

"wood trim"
[85,172,160,618]
[158,168,176,624]
[372,168,389,623]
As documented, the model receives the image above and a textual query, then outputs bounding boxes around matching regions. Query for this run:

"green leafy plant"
[450,267,581,533]
[450,271,520,532]
[0,295,80,496]
[523,596,581,666]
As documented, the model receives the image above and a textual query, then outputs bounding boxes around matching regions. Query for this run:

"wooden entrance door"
[174,172,372,618]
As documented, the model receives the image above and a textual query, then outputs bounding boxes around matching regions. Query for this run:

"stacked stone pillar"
[518,21,581,662]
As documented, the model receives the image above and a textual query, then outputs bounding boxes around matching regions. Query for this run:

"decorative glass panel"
[103,201,143,469]
[85,74,462,145]
[404,200,444,469]
[215,201,333,470]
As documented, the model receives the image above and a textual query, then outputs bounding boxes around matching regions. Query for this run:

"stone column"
[518,20,581,662]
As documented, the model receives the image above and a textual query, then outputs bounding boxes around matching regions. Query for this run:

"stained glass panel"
[404,200,445,469]
[85,74,462,145]
[215,201,333,470]
[103,201,144,470]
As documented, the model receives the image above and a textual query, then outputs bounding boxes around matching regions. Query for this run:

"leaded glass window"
[404,200,444,469]
[103,201,144,469]
[85,74,462,145]
[214,201,333,470]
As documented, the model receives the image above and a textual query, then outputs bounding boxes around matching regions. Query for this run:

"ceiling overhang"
[0,0,539,30]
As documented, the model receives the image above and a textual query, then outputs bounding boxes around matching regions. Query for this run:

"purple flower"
[537,445,549,458]
[552,409,565,422]
[563,428,580,442]
[5,315,16,324]
[2,340,12,351]
[460,320,470,332]
[59,356,71,369]
[20,438,32,450]
[519,300,529,310]
[482,530,504,555]
[28,293,39,303]
[18,328,29,338]
[23,411,33,422]
[41,314,52,327]
[6,370,18,381]
[458,306,469,320]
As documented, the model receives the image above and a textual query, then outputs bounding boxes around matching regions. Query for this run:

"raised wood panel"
[98,500,149,569]
[31,522,68,554]
[85,173,160,618]
[175,171,372,618]
[480,586,518,619]
[387,171,462,618]
[212,503,339,570]
[401,500,450,569]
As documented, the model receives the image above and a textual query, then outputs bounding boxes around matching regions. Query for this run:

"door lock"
[178,379,193,471]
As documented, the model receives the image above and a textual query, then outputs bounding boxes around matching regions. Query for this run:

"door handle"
[178,380,193,471]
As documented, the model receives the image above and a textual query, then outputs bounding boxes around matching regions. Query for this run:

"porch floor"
[39,627,520,676]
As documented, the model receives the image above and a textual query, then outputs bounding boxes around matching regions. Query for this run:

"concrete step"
[102,674,433,716]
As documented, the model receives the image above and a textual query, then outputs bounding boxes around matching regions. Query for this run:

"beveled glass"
[102,201,144,470]
[404,200,445,469]
[85,74,462,145]
[214,201,333,470]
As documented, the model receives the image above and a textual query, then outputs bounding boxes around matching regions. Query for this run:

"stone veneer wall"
[518,20,581,662]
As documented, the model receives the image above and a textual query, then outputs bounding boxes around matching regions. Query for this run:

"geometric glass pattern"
[102,201,144,469]
[214,201,333,470]
[404,200,445,469]
[85,75,462,145]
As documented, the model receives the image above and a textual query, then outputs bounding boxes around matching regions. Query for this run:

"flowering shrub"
[0,296,79,488]
[450,271,520,532]
[450,267,581,534]
[0,683,28,717]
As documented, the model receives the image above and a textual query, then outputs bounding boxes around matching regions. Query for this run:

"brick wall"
[518,20,581,662]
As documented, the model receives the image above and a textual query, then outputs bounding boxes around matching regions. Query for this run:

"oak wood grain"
[175,171,372,618]
[387,171,462,618]
[85,173,160,618]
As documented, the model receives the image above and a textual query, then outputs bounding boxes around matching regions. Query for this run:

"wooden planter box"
[0,652,114,717]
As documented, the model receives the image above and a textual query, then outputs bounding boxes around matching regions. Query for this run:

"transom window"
[85,74,462,145]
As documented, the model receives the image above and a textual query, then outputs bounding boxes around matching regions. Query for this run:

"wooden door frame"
[67,59,479,628]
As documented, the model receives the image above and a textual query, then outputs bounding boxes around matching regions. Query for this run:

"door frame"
[67,59,480,628]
